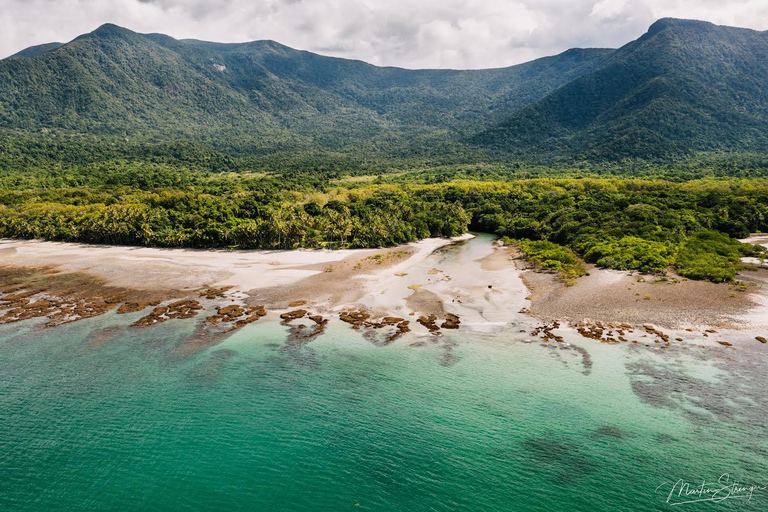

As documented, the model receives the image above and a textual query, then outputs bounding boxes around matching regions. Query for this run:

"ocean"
[1,238,767,511]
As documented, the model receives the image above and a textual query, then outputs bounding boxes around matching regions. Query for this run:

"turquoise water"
[2,244,768,510]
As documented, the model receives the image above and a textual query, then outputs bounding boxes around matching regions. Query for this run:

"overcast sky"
[2,0,767,68]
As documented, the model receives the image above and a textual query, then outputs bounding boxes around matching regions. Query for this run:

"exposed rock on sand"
[441,313,461,330]
[0,267,175,326]
[339,309,412,344]
[418,314,441,334]
[280,309,308,321]
[200,286,233,300]
[339,309,370,328]
[117,301,161,314]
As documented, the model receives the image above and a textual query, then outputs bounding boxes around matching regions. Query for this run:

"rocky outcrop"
[133,299,203,327]
[339,309,371,328]
[117,300,161,314]
[200,286,233,300]
[0,288,123,326]
[207,304,267,329]
[280,309,308,322]
[441,313,461,329]
[417,314,440,333]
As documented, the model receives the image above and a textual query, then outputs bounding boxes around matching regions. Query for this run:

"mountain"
[9,42,64,59]
[3,19,768,163]
[474,19,768,160]
[0,24,611,158]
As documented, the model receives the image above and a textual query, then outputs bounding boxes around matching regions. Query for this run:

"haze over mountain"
[1,18,768,162]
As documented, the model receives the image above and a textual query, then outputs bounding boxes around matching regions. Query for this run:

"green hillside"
[0,24,610,159]
[3,19,768,163]
[475,19,768,160]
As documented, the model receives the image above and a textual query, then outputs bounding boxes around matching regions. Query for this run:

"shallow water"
[1,238,767,511]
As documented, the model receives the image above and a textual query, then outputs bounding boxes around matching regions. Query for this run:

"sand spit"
[519,262,768,331]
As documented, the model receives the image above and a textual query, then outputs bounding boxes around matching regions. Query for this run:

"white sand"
[352,234,531,334]
[0,237,459,292]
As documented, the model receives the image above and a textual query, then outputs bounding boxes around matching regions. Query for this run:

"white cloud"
[1,0,767,68]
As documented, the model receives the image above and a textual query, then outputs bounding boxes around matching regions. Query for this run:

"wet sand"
[520,266,767,330]
[0,236,471,330]
[518,233,768,330]
[2,235,767,337]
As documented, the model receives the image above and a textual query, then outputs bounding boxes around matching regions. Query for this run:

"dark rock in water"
[340,309,411,345]
[285,321,326,346]
[521,436,596,484]
[630,381,678,409]
[654,433,678,443]
[309,315,326,325]
[84,324,125,349]
[592,425,632,439]
[133,299,203,327]
[117,300,161,314]
[206,304,266,329]
[362,317,411,345]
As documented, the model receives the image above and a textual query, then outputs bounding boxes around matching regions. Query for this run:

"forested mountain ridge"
[475,19,768,160]
[0,23,610,158]
[3,19,768,162]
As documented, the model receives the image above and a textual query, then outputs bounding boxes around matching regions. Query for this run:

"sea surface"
[1,237,767,511]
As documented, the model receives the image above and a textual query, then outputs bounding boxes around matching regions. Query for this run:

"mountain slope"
[9,42,64,59]
[0,24,611,157]
[474,19,768,160]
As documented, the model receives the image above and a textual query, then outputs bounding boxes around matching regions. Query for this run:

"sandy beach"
[515,234,768,331]
[520,265,768,330]
[1,234,767,337]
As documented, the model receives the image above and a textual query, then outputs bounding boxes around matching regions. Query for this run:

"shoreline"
[1,235,767,340]
[514,234,768,331]
[518,264,768,330]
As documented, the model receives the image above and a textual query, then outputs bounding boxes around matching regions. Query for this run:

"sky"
[2,0,767,68]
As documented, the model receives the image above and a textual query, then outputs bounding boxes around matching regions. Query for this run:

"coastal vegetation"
[0,160,765,282]
[501,238,587,285]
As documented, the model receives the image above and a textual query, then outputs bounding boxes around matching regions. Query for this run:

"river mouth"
[1,235,768,511]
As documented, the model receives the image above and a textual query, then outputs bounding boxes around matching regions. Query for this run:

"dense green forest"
[1,157,765,282]
[476,19,768,161]
[3,19,768,162]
